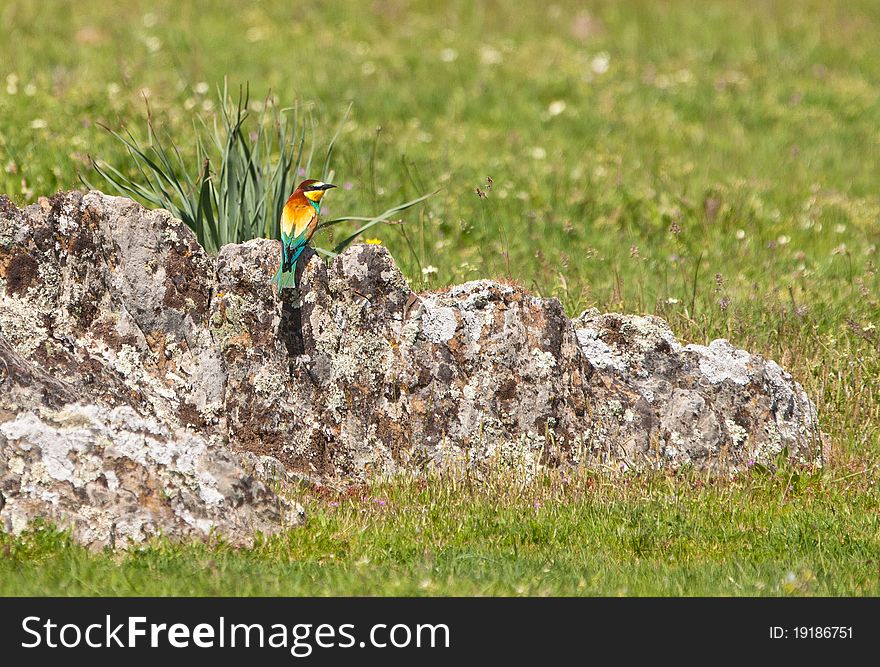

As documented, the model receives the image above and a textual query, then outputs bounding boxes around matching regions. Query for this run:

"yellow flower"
[365,238,382,245]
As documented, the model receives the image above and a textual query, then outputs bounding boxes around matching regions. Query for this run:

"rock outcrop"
[574,311,820,472]
[0,193,301,548]
[0,191,822,544]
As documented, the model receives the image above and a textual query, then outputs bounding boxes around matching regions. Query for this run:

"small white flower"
[547,100,567,117]
[361,61,376,75]
[24,83,36,96]
[777,234,790,245]
[194,81,209,95]
[834,224,846,234]
[30,119,47,130]
[530,146,547,160]
[590,52,610,75]
[440,48,458,63]
[735,229,746,240]
[421,265,439,276]
[666,297,680,304]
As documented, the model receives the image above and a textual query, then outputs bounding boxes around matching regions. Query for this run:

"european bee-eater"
[274,179,337,290]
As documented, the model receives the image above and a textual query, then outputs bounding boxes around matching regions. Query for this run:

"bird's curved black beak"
[321,183,338,190]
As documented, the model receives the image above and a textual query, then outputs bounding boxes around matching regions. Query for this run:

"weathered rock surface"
[0,192,300,548]
[574,311,820,471]
[0,190,822,542]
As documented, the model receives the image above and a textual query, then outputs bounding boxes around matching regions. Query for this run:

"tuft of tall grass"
[84,82,432,256]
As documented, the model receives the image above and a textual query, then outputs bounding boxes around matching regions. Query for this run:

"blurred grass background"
[0,0,878,595]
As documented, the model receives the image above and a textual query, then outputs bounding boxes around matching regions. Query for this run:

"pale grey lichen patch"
[36,260,63,305]
[754,422,785,464]
[343,245,371,281]
[252,367,288,396]
[726,419,749,447]
[686,339,752,385]
[0,404,300,550]
[530,348,557,376]
[0,216,15,248]
[576,328,626,372]
[113,344,142,377]
[400,311,422,345]
[54,203,79,235]
[420,301,459,343]
[0,295,48,356]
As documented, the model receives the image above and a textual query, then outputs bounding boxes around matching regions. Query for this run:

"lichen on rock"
[0,193,302,549]
[0,191,823,547]
[573,310,822,470]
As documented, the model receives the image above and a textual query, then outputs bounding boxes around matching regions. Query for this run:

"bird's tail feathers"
[273,267,297,291]
[275,241,306,291]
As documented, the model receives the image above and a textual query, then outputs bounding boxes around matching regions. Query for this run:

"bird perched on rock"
[274,179,337,290]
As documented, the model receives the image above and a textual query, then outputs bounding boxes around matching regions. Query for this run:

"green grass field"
[0,0,878,595]
[2,469,878,596]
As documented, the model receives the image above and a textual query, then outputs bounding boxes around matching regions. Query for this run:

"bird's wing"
[281,200,317,243]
